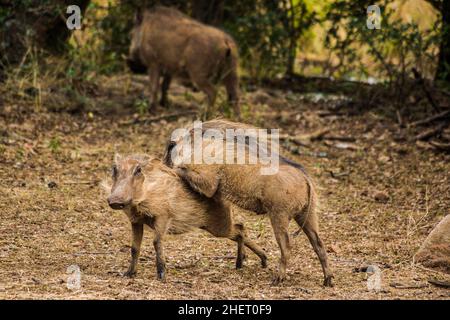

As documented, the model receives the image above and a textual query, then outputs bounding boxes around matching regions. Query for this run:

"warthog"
[163,120,334,286]
[105,154,266,280]
[127,6,240,116]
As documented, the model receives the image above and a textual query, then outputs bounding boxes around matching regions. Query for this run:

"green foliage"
[134,98,148,116]
[325,0,441,82]
[48,137,61,154]
[224,4,289,78]
[223,0,317,78]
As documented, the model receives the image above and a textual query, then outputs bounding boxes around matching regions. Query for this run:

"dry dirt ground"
[0,75,449,299]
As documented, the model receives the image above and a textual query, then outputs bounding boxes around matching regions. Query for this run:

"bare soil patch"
[0,76,449,299]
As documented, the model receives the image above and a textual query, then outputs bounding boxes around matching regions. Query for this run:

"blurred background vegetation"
[0,0,449,95]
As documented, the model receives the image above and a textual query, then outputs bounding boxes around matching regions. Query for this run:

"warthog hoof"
[323,275,334,287]
[261,256,268,268]
[156,270,166,281]
[235,253,246,269]
[123,269,136,278]
[271,274,286,286]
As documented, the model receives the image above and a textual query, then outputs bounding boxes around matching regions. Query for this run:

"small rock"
[378,155,390,163]
[374,191,389,203]
[31,277,41,284]
[48,181,58,188]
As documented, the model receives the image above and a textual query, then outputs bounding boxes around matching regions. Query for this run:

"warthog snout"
[126,57,147,74]
[107,196,131,210]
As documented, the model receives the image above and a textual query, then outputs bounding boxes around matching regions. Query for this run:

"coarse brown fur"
[163,120,333,286]
[127,6,240,117]
[105,154,266,280]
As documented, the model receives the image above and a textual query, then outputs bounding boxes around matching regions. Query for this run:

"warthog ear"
[134,9,143,25]
[136,155,159,168]
[114,153,122,164]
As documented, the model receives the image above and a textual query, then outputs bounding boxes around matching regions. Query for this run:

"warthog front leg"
[233,223,268,269]
[203,202,267,269]
[124,222,143,277]
[175,166,219,198]
[152,217,169,281]
[243,235,268,268]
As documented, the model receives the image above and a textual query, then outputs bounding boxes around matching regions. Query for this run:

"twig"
[328,171,349,178]
[120,111,197,126]
[279,134,310,147]
[283,143,328,158]
[324,135,356,142]
[63,180,98,185]
[396,109,404,127]
[412,68,440,113]
[74,252,114,256]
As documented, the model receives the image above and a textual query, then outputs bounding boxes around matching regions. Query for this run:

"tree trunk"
[191,0,224,26]
[0,0,90,72]
[436,0,450,82]
[286,38,297,77]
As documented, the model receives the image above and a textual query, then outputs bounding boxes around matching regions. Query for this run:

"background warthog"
[163,120,334,286]
[127,6,240,116]
[104,154,266,280]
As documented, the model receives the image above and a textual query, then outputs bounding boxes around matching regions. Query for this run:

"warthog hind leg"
[295,214,334,287]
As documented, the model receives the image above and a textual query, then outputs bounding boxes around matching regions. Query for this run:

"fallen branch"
[415,122,447,140]
[428,278,450,288]
[409,110,450,127]
[396,109,404,127]
[279,134,310,147]
[390,282,429,289]
[74,252,114,256]
[308,128,331,140]
[429,140,450,151]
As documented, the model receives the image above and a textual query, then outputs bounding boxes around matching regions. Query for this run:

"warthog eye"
[134,166,142,176]
[111,165,118,178]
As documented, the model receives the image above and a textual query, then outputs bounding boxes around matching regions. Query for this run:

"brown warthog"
[105,154,266,280]
[163,120,334,286]
[127,6,240,116]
